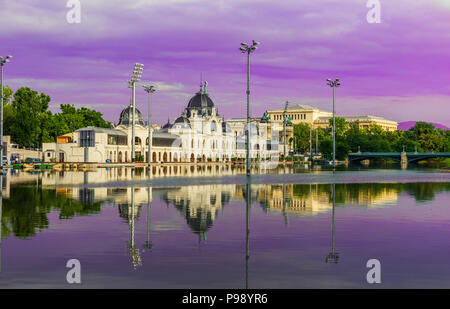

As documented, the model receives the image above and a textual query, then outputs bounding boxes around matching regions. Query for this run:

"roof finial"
[200,72,203,93]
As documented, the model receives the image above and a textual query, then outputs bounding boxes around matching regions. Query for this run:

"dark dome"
[118,105,145,126]
[173,116,191,128]
[187,92,215,109]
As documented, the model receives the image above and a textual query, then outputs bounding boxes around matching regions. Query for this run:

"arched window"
[135,137,142,145]
[211,121,217,132]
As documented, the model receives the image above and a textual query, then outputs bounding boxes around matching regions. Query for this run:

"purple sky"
[1,0,449,126]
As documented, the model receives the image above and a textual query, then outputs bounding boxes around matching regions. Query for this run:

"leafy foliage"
[3,87,111,147]
[293,118,450,160]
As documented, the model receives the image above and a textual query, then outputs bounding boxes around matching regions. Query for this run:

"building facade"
[43,84,281,163]
[267,104,398,131]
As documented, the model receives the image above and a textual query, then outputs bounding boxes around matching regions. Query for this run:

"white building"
[43,84,280,163]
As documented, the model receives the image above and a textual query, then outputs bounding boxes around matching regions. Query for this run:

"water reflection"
[2,180,450,240]
[326,183,339,264]
[246,176,251,289]
[127,173,141,269]
[1,170,450,288]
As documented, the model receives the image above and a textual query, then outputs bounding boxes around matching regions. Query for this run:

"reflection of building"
[257,184,399,216]
[164,185,236,236]
[39,164,281,187]
[43,83,280,163]
[267,104,398,131]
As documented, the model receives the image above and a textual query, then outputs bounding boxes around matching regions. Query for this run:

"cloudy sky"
[1,0,449,126]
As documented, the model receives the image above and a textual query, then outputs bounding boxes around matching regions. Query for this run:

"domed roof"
[187,92,215,109]
[118,105,145,126]
[173,116,191,128]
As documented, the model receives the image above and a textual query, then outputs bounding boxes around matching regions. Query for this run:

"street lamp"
[0,55,12,170]
[143,84,156,167]
[283,101,289,162]
[129,63,144,163]
[239,40,259,176]
[326,78,341,169]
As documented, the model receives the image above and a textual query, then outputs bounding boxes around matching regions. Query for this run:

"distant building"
[267,104,398,131]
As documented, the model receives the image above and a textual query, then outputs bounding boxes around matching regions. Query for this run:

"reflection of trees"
[402,182,450,202]
[1,186,103,239]
[260,182,450,216]
[2,181,449,240]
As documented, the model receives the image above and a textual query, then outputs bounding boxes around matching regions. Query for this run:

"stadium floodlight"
[238,41,260,176]
[0,55,13,170]
[326,78,341,170]
[129,63,145,162]
[143,84,156,167]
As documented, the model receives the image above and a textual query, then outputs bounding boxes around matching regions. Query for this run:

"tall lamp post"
[239,40,259,176]
[143,85,156,167]
[129,63,144,163]
[283,101,289,162]
[0,55,12,169]
[326,78,340,169]
[0,56,11,271]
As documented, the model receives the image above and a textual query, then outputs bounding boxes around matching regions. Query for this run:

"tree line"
[292,118,450,160]
[2,86,111,148]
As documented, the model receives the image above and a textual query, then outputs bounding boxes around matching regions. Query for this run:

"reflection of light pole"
[282,183,289,226]
[129,63,144,163]
[326,78,340,169]
[326,183,339,263]
[143,85,156,167]
[128,174,142,268]
[143,185,153,252]
[245,176,251,289]
[0,174,2,273]
[239,40,259,176]
[0,55,12,169]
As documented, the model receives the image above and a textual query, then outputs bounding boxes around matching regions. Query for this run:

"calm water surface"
[0,167,449,288]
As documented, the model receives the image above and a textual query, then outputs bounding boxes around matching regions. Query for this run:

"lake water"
[0,166,449,288]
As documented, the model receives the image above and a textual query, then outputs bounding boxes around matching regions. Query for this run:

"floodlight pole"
[327,78,340,169]
[239,41,259,176]
[283,101,289,163]
[131,81,136,162]
[0,62,3,168]
[332,85,335,169]
[246,50,251,176]
[143,85,156,167]
[129,63,144,163]
[0,56,12,170]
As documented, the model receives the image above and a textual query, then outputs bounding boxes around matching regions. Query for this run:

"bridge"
[348,151,450,164]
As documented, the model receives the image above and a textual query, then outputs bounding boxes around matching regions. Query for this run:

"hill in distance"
[398,121,449,131]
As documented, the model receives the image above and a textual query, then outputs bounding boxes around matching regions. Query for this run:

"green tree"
[293,123,311,153]
[10,87,50,148]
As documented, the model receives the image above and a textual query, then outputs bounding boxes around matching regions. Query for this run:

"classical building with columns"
[43,84,281,163]
[267,104,398,131]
